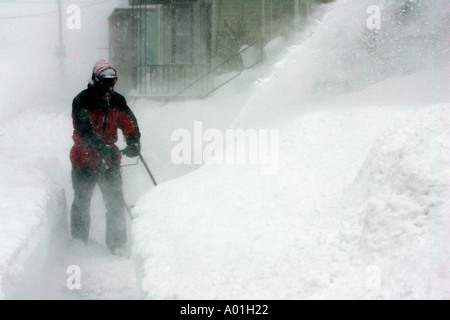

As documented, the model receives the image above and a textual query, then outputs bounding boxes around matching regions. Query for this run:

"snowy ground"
[0,0,449,299]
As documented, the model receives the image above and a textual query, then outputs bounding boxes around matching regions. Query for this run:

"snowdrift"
[0,168,67,299]
[352,105,450,299]
[131,0,449,299]
[132,103,449,299]
[0,111,70,298]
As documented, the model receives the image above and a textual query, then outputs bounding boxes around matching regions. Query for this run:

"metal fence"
[137,64,213,97]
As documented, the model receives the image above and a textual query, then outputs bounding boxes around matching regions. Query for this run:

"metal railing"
[157,39,265,105]
[137,64,213,97]
[135,39,265,100]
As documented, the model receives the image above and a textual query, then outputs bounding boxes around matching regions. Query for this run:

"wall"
[211,0,309,69]
[109,8,138,98]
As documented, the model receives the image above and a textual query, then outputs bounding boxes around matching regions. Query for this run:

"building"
[109,0,327,98]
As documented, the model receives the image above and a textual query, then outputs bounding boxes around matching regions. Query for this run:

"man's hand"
[123,142,141,158]
[102,145,120,162]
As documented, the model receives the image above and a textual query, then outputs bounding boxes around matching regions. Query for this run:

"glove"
[123,142,141,158]
[101,145,120,162]
[123,136,141,158]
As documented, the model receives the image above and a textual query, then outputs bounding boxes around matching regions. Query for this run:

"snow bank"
[351,104,450,299]
[0,110,71,298]
[131,0,449,299]
[0,167,67,299]
[132,101,449,299]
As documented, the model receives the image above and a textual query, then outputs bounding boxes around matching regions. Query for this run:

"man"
[70,59,141,255]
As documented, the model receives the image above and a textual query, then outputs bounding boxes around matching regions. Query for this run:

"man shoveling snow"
[69,59,141,256]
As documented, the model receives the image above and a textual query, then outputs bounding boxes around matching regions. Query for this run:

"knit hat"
[92,59,117,79]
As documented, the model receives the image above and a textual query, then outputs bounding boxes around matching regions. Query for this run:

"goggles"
[99,77,118,87]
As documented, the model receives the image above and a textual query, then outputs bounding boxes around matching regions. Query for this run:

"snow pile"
[132,102,449,300]
[0,168,47,297]
[0,163,54,298]
[0,110,71,298]
[131,0,449,299]
[352,104,450,299]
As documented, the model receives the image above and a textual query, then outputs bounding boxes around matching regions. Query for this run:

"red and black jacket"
[70,86,140,169]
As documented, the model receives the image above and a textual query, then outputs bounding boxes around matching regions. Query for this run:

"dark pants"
[70,164,126,251]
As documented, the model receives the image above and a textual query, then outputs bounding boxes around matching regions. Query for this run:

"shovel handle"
[139,153,158,186]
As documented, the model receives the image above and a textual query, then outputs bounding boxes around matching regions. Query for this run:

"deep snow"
[0,0,448,299]
[131,0,449,299]
[132,100,449,300]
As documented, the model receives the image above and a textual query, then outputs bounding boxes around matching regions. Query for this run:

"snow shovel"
[138,153,158,186]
